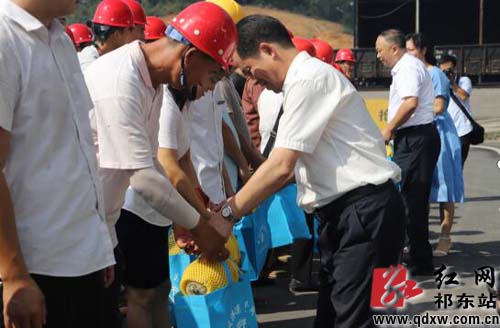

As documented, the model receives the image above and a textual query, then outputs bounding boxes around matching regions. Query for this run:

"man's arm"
[128,166,228,260]
[222,121,250,184]
[451,79,470,102]
[0,128,46,328]
[208,147,297,238]
[382,96,418,141]
[157,147,210,219]
[434,96,446,115]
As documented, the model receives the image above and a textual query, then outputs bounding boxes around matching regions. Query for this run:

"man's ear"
[259,42,275,57]
[184,47,207,69]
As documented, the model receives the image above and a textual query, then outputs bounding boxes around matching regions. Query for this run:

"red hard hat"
[335,48,356,63]
[310,39,334,63]
[170,2,238,69]
[65,26,76,44]
[68,23,93,45]
[144,16,166,41]
[121,0,146,26]
[92,0,134,28]
[292,37,316,57]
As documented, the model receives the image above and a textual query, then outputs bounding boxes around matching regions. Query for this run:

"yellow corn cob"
[168,229,182,256]
[180,257,240,295]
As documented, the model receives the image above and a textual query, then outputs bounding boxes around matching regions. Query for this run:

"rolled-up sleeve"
[93,95,154,169]
[274,78,339,154]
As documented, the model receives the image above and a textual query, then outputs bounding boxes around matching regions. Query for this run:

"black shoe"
[289,278,319,293]
[251,276,275,287]
[408,265,435,277]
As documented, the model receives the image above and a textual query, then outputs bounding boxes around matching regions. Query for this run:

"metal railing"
[347,44,500,87]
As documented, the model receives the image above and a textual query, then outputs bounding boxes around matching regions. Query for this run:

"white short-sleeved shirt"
[389,53,435,129]
[447,76,473,137]
[85,41,166,243]
[0,0,114,276]
[274,51,401,212]
[78,44,99,71]
[123,86,192,226]
[189,84,226,204]
[257,89,283,153]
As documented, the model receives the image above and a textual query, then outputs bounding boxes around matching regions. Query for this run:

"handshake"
[173,199,239,262]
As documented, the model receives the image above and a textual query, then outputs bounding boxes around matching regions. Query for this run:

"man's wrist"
[1,264,30,282]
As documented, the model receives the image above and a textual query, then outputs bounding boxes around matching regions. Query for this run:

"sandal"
[433,237,452,257]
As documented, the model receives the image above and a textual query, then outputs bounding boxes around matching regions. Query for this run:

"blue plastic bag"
[174,262,258,328]
[266,184,311,247]
[234,204,271,281]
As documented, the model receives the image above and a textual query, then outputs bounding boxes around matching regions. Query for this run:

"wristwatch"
[221,203,239,224]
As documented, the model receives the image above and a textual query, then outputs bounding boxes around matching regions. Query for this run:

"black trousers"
[35,271,121,328]
[290,213,315,283]
[0,258,122,328]
[393,123,440,271]
[314,181,405,328]
[460,133,471,167]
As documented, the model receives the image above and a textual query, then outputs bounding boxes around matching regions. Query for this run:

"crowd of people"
[0,0,479,327]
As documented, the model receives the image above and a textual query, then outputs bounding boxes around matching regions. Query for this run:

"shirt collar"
[129,40,154,89]
[1,0,65,41]
[283,51,311,89]
[391,52,410,76]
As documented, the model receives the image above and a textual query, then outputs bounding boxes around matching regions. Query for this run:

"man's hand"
[173,224,200,255]
[189,217,229,261]
[208,210,234,241]
[381,126,394,143]
[238,165,251,185]
[3,276,46,328]
[103,265,115,288]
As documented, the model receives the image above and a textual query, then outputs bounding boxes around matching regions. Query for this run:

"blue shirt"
[428,66,451,109]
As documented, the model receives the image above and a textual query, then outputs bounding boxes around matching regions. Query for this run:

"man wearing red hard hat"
[310,38,334,64]
[68,23,94,52]
[84,2,237,327]
[144,16,166,42]
[335,48,357,80]
[122,0,146,41]
[79,0,137,71]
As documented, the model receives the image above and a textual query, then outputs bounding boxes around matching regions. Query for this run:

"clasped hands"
[173,198,236,262]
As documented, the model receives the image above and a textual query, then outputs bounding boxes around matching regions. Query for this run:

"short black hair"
[379,29,405,49]
[405,32,436,66]
[236,15,294,59]
[440,54,457,67]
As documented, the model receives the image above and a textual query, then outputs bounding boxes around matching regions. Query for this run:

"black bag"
[449,92,484,145]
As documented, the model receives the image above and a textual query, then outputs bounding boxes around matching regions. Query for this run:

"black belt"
[315,180,394,219]
[395,123,434,136]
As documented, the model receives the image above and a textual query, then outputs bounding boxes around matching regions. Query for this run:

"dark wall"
[357,0,497,47]
[484,0,500,44]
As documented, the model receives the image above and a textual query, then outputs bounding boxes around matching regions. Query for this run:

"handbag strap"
[223,259,239,284]
[449,91,477,125]
[262,106,284,158]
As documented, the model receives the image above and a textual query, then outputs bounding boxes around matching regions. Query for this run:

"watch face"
[222,206,231,218]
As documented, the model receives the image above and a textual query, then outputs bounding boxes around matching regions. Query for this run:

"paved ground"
[255,143,500,327]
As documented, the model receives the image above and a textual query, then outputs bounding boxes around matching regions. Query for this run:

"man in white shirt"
[0,0,115,327]
[376,29,441,276]
[85,2,237,327]
[78,0,136,71]
[439,54,474,165]
[210,15,404,328]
